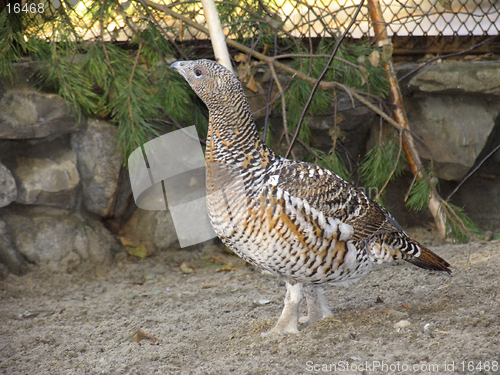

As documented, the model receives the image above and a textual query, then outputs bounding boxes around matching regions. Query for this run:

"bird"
[170,59,451,335]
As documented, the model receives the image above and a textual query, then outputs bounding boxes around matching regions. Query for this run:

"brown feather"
[408,245,451,273]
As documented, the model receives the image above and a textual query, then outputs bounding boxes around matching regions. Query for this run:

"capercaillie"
[170,59,450,335]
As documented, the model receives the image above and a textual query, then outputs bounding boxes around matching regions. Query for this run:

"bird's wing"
[269,161,450,273]
[271,161,397,242]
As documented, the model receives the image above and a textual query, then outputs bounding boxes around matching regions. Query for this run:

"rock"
[423,322,432,332]
[394,320,411,329]
[409,61,500,95]
[406,93,500,180]
[0,219,28,275]
[0,88,84,140]
[120,207,178,254]
[12,147,80,208]
[179,262,194,274]
[0,206,119,271]
[0,161,16,207]
[71,119,125,218]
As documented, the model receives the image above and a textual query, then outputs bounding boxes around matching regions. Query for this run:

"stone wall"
[0,64,180,278]
[1,60,499,277]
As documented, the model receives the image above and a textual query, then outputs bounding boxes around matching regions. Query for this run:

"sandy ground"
[1,229,499,375]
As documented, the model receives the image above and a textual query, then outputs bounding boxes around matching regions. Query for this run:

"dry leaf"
[237,61,251,81]
[130,329,159,344]
[216,266,238,272]
[262,44,270,55]
[125,244,148,259]
[246,75,259,93]
[368,50,380,67]
[381,44,393,64]
[234,53,249,63]
[202,284,220,289]
[119,236,135,246]
[437,0,452,10]
[189,176,200,187]
[179,262,194,274]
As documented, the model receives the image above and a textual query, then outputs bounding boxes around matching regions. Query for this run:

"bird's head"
[170,59,245,111]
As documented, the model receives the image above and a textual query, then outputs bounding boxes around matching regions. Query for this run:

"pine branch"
[360,136,405,200]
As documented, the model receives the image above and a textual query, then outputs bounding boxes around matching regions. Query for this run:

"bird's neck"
[205,100,280,172]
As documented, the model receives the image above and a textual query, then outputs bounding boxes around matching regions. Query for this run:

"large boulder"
[120,208,178,254]
[0,206,119,272]
[71,119,127,218]
[398,61,500,181]
[11,144,80,209]
[0,219,28,276]
[409,61,500,95]
[406,93,500,180]
[0,88,84,140]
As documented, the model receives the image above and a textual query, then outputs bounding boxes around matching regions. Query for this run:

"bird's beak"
[170,61,186,77]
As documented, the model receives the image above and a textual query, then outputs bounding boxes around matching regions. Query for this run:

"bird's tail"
[408,244,451,273]
[367,233,451,273]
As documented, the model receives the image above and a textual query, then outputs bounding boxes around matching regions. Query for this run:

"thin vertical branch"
[446,142,500,201]
[201,0,233,72]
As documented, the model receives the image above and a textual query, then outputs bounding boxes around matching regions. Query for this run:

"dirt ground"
[1,228,499,375]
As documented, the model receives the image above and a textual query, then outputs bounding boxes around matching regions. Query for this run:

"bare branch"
[446,141,500,201]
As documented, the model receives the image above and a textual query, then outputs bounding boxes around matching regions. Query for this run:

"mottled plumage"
[170,59,450,334]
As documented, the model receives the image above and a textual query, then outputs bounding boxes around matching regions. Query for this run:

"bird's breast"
[205,176,371,283]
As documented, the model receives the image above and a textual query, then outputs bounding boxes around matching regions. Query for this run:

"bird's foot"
[261,281,302,336]
[261,322,299,337]
[301,285,334,328]
[299,309,335,328]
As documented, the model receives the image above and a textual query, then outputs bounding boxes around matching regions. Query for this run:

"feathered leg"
[300,285,334,327]
[262,281,302,335]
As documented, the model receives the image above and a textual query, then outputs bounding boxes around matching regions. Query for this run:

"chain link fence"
[20,0,500,44]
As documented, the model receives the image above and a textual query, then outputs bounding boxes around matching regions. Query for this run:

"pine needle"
[360,142,405,195]
[405,172,432,212]
[441,202,482,243]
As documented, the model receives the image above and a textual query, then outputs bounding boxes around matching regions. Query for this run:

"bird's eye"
[194,68,204,77]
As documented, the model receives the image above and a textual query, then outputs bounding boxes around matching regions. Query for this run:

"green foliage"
[285,79,328,143]
[441,202,482,243]
[0,11,28,80]
[405,173,432,212]
[282,39,389,144]
[404,170,481,242]
[360,141,405,197]
[34,42,101,120]
[132,23,174,67]
[216,0,282,46]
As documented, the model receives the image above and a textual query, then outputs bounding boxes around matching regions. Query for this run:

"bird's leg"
[262,280,303,335]
[300,285,334,327]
